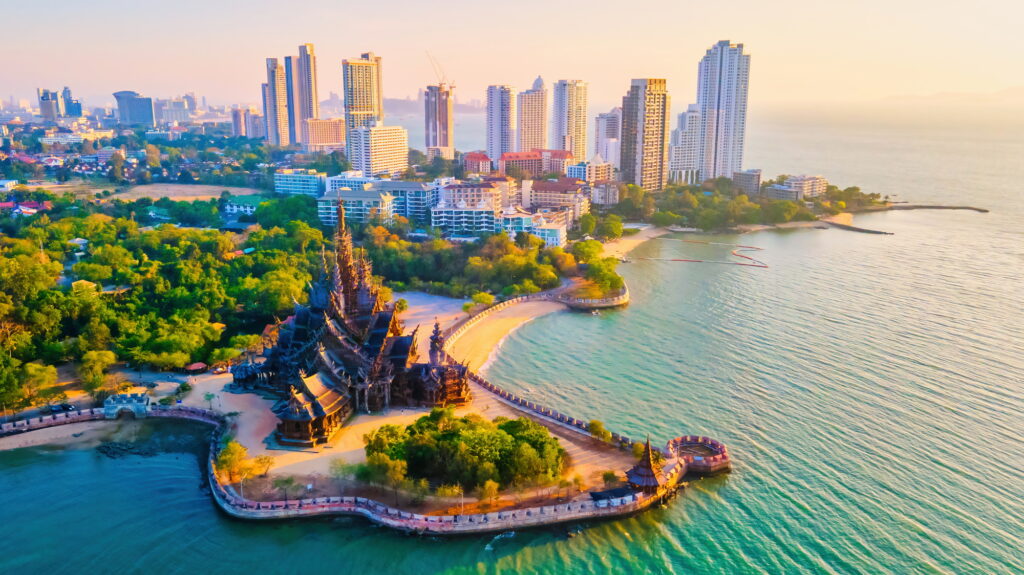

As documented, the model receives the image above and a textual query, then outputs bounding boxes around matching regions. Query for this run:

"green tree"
[79,350,117,394]
[588,420,612,443]
[596,215,623,240]
[216,440,249,482]
[578,213,597,236]
[602,470,620,487]
[471,291,495,307]
[478,479,500,507]
[22,363,57,406]
[571,239,604,263]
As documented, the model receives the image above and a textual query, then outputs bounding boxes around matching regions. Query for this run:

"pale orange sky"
[4,0,1022,111]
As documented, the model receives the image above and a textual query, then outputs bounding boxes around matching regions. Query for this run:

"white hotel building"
[347,123,409,178]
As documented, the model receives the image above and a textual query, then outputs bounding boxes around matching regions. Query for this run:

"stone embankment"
[1,403,711,534]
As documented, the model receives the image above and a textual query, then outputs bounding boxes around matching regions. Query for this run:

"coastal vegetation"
[360,408,568,492]
[0,189,330,408]
[361,225,574,298]
[597,178,882,231]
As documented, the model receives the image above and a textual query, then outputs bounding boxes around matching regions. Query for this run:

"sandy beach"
[446,300,568,371]
[603,225,671,259]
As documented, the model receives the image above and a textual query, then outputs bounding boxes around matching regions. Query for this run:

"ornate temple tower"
[626,436,668,494]
[333,200,360,318]
[429,320,444,365]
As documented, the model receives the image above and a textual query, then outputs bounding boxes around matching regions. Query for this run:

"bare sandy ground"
[446,300,567,371]
[822,212,854,225]
[394,291,467,358]
[602,225,671,259]
[117,183,263,202]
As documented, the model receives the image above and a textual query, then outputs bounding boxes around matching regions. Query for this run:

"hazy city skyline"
[5,0,1022,112]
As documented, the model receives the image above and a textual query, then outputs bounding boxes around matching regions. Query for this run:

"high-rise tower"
[486,85,517,167]
[695,40,750,180]
[342,52,384,151]
[424,83,454,156]
[551,79,588,161]
[620,79,670,191]
[594,107,622,168]
[517,76,547,152]
[263,58,291,146]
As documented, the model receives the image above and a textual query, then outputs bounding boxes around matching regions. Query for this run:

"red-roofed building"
[497,149,574,178]
[462,151,492,174]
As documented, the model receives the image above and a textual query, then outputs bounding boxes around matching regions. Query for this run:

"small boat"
[591,310,600,316]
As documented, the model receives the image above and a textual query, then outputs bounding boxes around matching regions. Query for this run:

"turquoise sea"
[1,112,1022,574]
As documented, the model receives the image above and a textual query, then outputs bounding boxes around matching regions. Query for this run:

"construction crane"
[426,51,450,86]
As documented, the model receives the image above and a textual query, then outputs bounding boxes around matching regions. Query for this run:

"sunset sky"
[5,0,1022,112]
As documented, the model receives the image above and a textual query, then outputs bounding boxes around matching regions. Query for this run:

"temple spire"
[626,434,667,494]
[429,319,444,365]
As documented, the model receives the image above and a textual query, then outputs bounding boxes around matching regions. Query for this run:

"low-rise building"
[462,151,492,175]
[431,182,503,236]
[499,208,567,247]
[497,149,574,178]
[763,174,827,201]
[318,187,395,226]
[373,180,437,225]
[732,169,762,198]
[224,194,266,216]
[426,146,454,161]
[522,178,591,225]
[589,180,618,206]
[274,168,327,196]
[327,170,376,193]
[566,158,614,184]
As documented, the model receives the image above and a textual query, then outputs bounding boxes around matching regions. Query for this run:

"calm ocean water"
[1,113,1021,574]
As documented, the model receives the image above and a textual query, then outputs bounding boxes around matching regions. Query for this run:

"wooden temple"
[232,202,469,447]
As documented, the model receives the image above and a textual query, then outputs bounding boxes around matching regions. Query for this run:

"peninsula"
[0,207,729,535]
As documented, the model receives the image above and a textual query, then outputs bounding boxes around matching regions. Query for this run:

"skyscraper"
[283,45,320,145]
[112,90,156,127]
[669,104,701,184]
[695,40,750,181]
[486,85,517,167]
[342,52,384,150]
[37,89,61,122]
[295,43,320,141]
[263,58,291,146]
[551,80,588,161]
[231,108,247,137]
[424,83,454,157]
[60,87,82,117]
[517,76,547,152]
[284,55,299,144]
[594,107,622,169]
[620,79,670,191]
